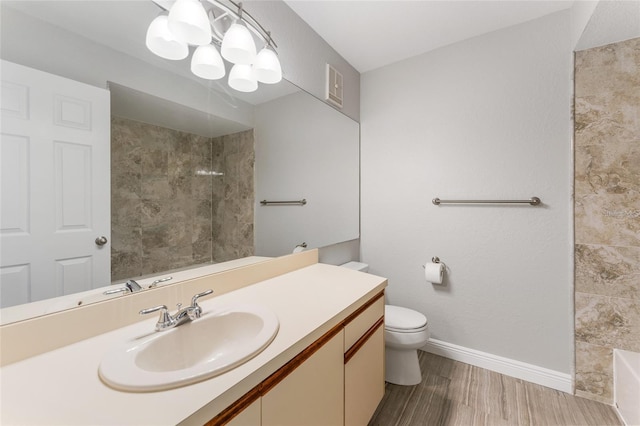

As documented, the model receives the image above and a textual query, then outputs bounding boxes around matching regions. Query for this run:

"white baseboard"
[422,338,572,393]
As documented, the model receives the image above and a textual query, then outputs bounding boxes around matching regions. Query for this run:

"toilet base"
[385,347,422,386]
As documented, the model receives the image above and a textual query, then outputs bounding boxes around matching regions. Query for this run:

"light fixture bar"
[223,0,277,48]
[151,0,277,51]
[148,0,282,90]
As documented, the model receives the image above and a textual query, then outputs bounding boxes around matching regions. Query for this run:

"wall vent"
[325,64,343,108]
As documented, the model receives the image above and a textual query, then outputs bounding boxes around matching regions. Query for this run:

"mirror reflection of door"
[0,60,110,308]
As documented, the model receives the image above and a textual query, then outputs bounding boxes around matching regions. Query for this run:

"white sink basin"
[99,303,279,392]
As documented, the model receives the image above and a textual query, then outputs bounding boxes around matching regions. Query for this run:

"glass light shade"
[221,23,256,65]
[191,45,225,80]
[168,0,212,46]
[254,47,282,84]
[145,15,189,60]
[228,64,258,92]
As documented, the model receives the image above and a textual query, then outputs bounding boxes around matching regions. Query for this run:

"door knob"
[95,236,108,246]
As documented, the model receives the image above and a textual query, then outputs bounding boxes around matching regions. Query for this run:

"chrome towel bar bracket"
[432,197,541,206]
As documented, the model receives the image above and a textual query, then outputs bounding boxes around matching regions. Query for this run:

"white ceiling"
[575,0,640,50]
[284,0,575,73]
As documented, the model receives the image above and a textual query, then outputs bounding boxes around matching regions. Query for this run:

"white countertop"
[0,263,386,425]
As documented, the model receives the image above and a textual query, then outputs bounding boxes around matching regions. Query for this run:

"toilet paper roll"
[424,262,444,284]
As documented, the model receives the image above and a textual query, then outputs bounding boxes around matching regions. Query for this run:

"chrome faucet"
[104,279,143,295]
[126,279,142,292]
[139,289,214,331]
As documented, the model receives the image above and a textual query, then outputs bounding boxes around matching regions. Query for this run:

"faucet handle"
[189,289,213,319]
[191,289,214,308]
[139,304,168,315]
[139,305,175,331]
[148,276,173,289]
[103,287,129,296]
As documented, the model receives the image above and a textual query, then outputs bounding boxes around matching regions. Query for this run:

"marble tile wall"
[210,130,255,263]
[574,37,640,404]
[111,116,254,281]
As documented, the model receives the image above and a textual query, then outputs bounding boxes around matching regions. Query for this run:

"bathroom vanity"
[217,288,385,426]
[0,251,387,425]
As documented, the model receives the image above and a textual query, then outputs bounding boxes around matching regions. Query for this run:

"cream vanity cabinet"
[207,292,385,426]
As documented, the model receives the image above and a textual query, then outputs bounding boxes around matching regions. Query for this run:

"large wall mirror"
[0,1,359,324]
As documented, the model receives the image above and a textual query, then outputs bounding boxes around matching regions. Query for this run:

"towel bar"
[432,197,541,206]
[260,199,307,206]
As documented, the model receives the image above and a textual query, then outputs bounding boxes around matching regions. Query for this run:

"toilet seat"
[385,305,428,333]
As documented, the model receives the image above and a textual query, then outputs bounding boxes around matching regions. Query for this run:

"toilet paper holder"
[422,257,446,268]
[422,256,446,284]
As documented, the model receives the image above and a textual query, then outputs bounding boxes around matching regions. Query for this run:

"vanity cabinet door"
[225,399,260,426]
[343,296,385,426]
[261,330,344,426]
[344,325,385,426]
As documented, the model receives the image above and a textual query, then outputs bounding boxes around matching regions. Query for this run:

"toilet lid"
[385,305,427,331]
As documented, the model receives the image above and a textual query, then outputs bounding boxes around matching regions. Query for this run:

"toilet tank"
[340,261,369,272]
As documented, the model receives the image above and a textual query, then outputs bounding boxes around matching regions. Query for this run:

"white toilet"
[340,262,430,386]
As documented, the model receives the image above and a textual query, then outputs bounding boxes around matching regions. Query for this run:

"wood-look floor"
[369,351,622,426]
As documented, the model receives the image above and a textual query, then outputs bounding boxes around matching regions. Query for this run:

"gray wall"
[360,11,573,374]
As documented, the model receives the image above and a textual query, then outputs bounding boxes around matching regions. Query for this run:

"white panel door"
[0,60,110,308]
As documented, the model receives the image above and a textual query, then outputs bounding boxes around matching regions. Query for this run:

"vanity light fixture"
[220,21,256,65]
[145,14,189,60]
[191,44,225,79]
[167,0,212,45]
[146,0,282,92]
[228,63,258,92]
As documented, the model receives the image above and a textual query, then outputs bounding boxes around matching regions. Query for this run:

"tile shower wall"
[210,130,255,263]
[574,37,640,404]
[111,116,254,281]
